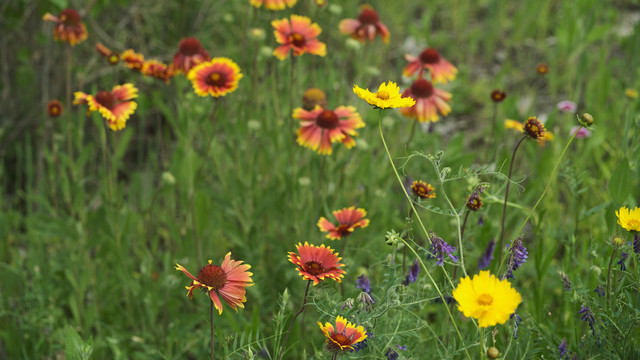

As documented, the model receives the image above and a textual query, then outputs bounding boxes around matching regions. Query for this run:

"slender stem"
[378,111,471,360]
[497,136,527,263]
[405,120,418,150]
[480,327,485,359]
[402,205,415,273]
[65,45,74,179]
[451,211,471,287]
[490,102,498,163]
[497,127,582,274]
[288,53,295,136]
[277,281,311,360]
[101,121,112,201]
[607,248,617,311]
[214,301,219,360]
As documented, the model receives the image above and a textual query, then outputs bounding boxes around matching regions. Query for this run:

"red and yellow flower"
[73,84,138,131]
[399,78,451,123]
[318,316,368,353]
[293,105,364,155]
[175,253,253,315]
[173,37,210,74]
[272,15,326,60]
[504,118,553,144]
[95,43,120,65]
[121,49,145,71]
[142,60,174,83]
[411,180,436,199]
[47,100,63,118]
[250,0,297,10]
[288,242,346,285]
[317,207,369,240]
[42,8,88,46]
[403,48,458,84]
[339,5,390,43]
[188,57,243,97]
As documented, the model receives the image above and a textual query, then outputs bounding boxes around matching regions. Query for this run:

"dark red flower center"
[316,110,339,129]
[491,90,506,102]
[410,79,434,98]
[336,224,352,236]
[179,37,204,56]
[288,33,306,47]
[524,117,545,139]
[419,48,441,64]
[197,264,227,291]
[60,9,81,26]
[358,9,380,24]
[325,333,352,352]
[95,91,116,109]
[206,71,227,87]
[47,102,62,117]
[304,261,325,276]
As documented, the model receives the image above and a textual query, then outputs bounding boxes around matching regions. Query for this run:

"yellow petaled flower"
[625,89,638,99]
[616,206,640,232]
[318,315,368,353]
[251,0,297,10]
[504,119,523,132]
[523,116,545,140]
[452,271,522,327]
[42,8,88,46]
[122,49,145,71]
[73,84,138,131]
[188,57,243,97]
[353,81,416,109]
[411,180,436,199]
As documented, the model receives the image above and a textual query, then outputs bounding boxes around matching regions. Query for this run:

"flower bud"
[487,346,500,359]
[579,113,594,127]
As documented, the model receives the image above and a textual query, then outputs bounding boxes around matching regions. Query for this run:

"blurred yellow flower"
[616,206,640,232]
[353,81,415,109]
[625,89,638,99]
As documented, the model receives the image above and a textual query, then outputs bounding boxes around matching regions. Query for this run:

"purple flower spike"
[634,233,640,254]
[579,305,596,336]
[558,338,568,359]
[504,236,528,279]
[356,274,372,294]
[594,285,605,297]
[478,239,496,270]
[617,252,628,271]
[403,259,420,285]
[429,232,458,266]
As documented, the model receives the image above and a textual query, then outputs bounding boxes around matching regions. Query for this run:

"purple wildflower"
[511,312,521,339]
[477,215,485,226]
[594,285,605,297]
[396,345,407,350]
[429,232,458,266]
[356,274,372,294]
[478,239,496,270]
[403,259,420,285]
[385,348,399,360]
[357,292,375,312]
[617,252,628,271]
[557,100,577,113]
[504,237,528,279]
[560,272,571,291]
[579,305,596,336]
[634,233,640,254]
[558,338,568,359]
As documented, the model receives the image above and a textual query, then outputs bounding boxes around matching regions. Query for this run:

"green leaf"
[609,159,632,204]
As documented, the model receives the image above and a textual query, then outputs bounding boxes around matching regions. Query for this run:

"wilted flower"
[293,105,364,155]
[339,5,390,43]
[173,37,210,74]
[402,259,420,285]
[411,180,436,199]
[570,126,592,139]
[95,43,120,65]
[121,49,145,71]
[42,8,88,46]
[142,60,174,83]
[272,15,326,60]
[429,232,458,266]
[353,81,415,109]
[557,100,577,113]
[356,292,375,312]
[478,239,495,270]
[317,207,369,240]
[73,84,138,131]
[356,274,371,294]
[616,206,640,232]
[318,316,368,353]
[302,88,327,110]
[175,253,253,314]
[559,271,571,291]
[188,57,243,97]
[452,270,522,327]
[399,78,451,123]
[403,48,458,84]
[490,89,507,103]
[47,100,63,118]
[288,242,346,285]
[250,0,297,10]
[503,237,528,279]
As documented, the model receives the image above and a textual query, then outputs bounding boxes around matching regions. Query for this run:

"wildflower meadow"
[3,0,640,359]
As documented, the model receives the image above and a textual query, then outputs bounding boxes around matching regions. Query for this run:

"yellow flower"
[625,88,638,99]
[504,119,524,132]
[616,206,640,232]
[452,270,521,328]
[353,81,415,109]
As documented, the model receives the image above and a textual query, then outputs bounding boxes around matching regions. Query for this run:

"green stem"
[210,301,215,360]
[607,248,617,311]
[277,281,311,360]
[378,111,471,360]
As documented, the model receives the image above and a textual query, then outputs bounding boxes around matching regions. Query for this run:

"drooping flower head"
[251,0,297,10]
[318,315,368,353]
[293,105,365,155]
[402,259,420,285]
[272,15,326,60]
[121,49,145,71]
[616,206,640,232]
[188,57,243,97]
[399,78,451,123]
[559,271,571,291]
[142,60,174,83]
[47,99,63,118]
[302,88,327,110]
[579,305,596,336]
[557,100,577,113]
[42,8,88,46]
[478,239,496,270]
[95,43,120,66]
[288,242,345,285]
[403,48,458,84]
[353,81,416,109]
[173,37,210,74]
[175,252,253,315]
[339,5,390,44]
[503,236,528,279]
[73,84,138,131]
[452,270,522,327]
[356,274,371,294]
[317,206,369,240]
[429,232,458,266]
[570,126,592,139]
[411,180,436,199]
[490,89,507,103]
